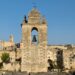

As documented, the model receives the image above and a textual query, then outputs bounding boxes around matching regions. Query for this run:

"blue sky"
[0,0,75,45]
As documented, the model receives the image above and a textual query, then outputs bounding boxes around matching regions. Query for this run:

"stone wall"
[30,72,69,75]
[0,71,70,75]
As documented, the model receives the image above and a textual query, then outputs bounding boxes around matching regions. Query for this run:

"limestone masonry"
[0,8,75,73]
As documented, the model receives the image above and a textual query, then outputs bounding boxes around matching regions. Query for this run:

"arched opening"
[31,27,38,45]
[56,49,64,71]
[47,58,54,72]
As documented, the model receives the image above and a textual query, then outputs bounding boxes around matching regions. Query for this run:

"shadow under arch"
[31,27,38,32]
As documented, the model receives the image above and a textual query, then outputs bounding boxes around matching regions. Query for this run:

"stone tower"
[9,34,14,42]
[21,8,47,73]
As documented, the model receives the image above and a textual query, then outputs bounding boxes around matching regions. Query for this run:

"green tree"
[1,53,10,63]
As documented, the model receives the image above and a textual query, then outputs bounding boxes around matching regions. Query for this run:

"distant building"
[0,8,75,73]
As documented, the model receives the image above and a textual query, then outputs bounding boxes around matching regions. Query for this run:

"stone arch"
[56,49,64,70]
[31,27,38,44]
[31,27,38,32]
[47,58,54,72]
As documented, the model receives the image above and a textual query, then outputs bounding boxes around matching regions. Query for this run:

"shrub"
[1,53,10,63]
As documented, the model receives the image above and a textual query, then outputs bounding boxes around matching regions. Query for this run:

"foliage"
[1,53,10,63]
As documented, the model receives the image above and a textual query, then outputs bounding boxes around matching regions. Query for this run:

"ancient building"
[21,8,47,72]
[0,8,75,73]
